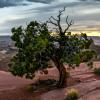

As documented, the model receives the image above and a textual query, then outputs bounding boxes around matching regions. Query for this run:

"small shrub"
[26,85,36,92]
[65,88,79,100]
[93,68,100,76]
[87,61,93,69]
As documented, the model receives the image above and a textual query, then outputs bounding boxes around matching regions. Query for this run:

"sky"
[0,0,100,36]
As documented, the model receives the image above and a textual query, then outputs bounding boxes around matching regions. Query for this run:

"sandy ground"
[0,62,99,100]
[0,71,33,91]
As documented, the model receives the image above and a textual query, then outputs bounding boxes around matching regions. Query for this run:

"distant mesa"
[0,35,17,54]
[0,35,100,54]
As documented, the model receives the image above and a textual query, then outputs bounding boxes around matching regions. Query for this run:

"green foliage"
[10,21,52,79]
[95,55,100,61]
[60,33,95,67]
[65,88,79,100]
[87,61,94,69]
[79,50,96,62]
[93,68,100,75]
[9,19,95,79]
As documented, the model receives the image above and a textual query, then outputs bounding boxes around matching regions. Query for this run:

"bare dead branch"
[64,19,74,33]
[56,7,66,35]
[66,16,69,25]
[50,16,58,22]
[58,7,66,17]
[63,26,70,34]
[47,18,58,26]
[66,16,74,26]
[47,7,73,36]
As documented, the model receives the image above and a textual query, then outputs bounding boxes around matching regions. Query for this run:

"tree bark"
[52,58,67,88]
[57,63,67,88]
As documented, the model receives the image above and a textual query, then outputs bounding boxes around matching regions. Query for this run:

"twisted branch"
[47,7,73,36]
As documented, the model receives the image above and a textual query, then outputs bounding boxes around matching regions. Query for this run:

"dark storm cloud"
[0,1,15,8]
[0,0,55,8]
[29,2,79,13]
[79,0,100,1]
[0,0,25,8]
[27,0,55,4]
[29,1,100,13]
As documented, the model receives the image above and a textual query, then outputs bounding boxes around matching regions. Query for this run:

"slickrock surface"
[0,62,100,100]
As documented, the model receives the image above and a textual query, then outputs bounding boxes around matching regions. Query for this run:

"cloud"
[0,0,100,35]
[0,0,26,8]
[0,0,55,8]
[79,0,100,1]
[27,0,55,4]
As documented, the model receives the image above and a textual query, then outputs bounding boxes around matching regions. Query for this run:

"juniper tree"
[9,8,95,88]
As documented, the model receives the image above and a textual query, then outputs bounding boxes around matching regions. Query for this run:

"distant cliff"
[0,36,15,53]
[90,42,100,54]
[0,35,100,54]
[89,36,100,54]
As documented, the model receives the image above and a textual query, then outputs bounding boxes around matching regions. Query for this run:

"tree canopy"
[9,8,96,87]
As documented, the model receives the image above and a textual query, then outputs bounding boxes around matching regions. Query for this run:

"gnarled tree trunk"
[52,58,67,88]
[57,63,67,87]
